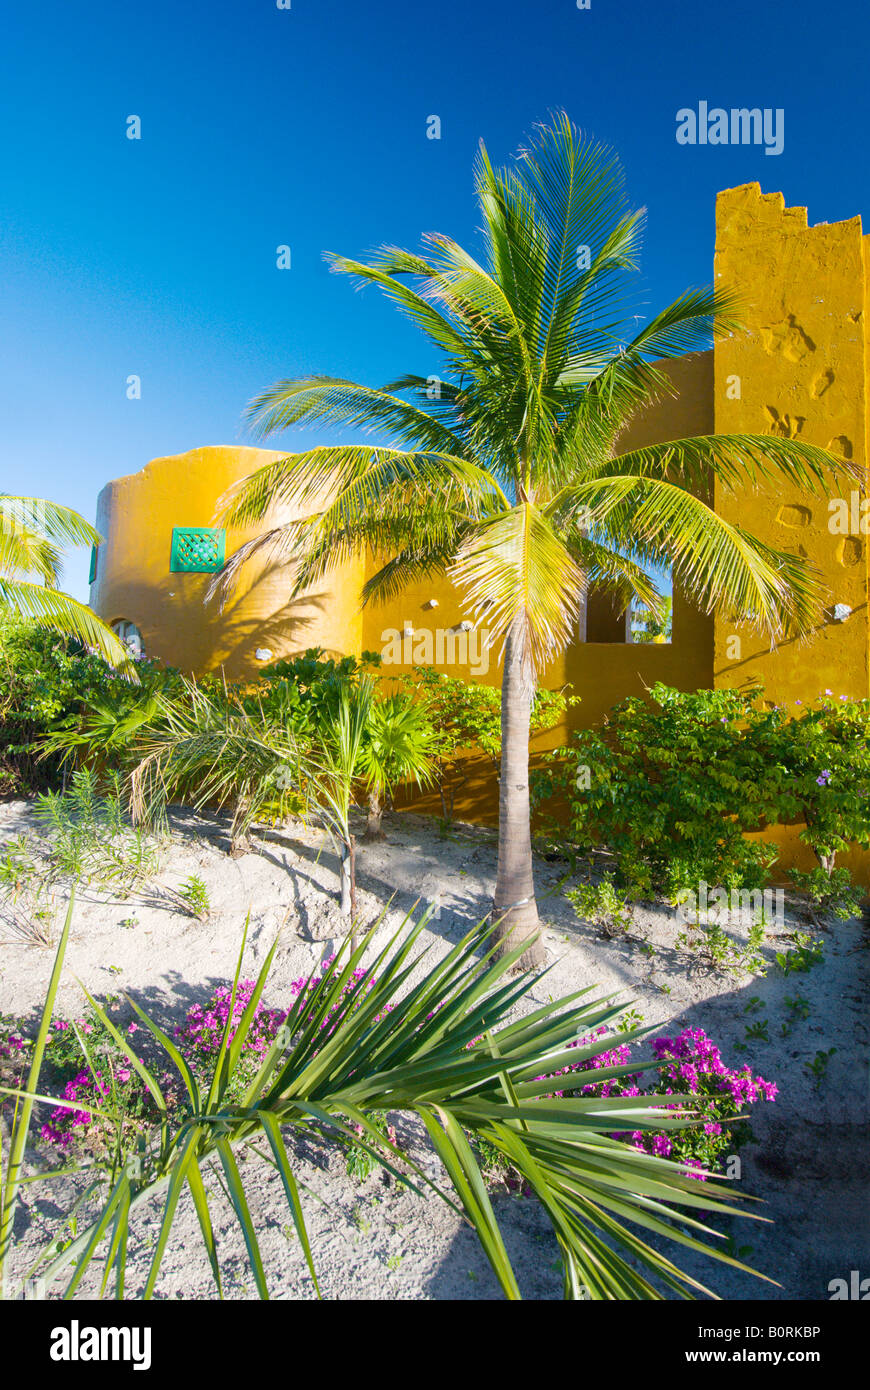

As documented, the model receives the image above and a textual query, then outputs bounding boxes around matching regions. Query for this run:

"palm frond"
[244,377,467,457]
[565,533,666,618]
[360,540,458,607]
[610,431,862,492]
[0,496,101,550]
[0,580,134,674]
[216,446,506,532]
[0,528,62,586]
[557,474,826,637]
[327,252,486,366]
[449,504,585,673]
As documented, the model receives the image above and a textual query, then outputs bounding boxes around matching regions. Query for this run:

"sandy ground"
[1,799,868,1301]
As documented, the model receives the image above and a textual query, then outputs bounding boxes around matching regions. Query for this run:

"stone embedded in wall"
[764,405,805,438]
[826,435,853,459]
[775,503,812,528]
[837,536,863,568]
[759,314,816,362]
[811,368,835,399]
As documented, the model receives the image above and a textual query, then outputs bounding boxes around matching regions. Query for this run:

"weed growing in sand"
[722,1233,755,1263]
[780,995,812,1037]
[567,876,633,937]
[51,1214,79,1262]
[0,834,41,898]
[346,1114,396,1182]
[0,834,58,945]
[178,873,210,921]
[804,1047,837,1089]
[744,1020,770,1043]
[33,768,158,893]
[776,931,825,975]
[675,916,766,978]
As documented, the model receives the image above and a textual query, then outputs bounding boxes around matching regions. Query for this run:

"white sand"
[1,801,867,1300]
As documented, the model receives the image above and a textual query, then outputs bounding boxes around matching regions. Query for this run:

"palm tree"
[315,676,373,918]
[213,114,850,970]
[631,593,673,643]
[358,690,436,839]
[0,495,129,668]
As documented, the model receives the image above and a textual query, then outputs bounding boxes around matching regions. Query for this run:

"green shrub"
[0,614,178,793]
[534,683,870,907]
[765,691,870,877]
[787,866,862,921]
[566,876,633,936]
[177,873,210,921]
[33,767,159,892]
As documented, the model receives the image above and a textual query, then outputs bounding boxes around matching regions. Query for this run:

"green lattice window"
[88,546,98,584]
[169,527,226,573]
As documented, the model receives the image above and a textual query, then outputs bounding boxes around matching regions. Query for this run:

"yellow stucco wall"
[710,184,869,885]
[92,445,366,680]
[712,184,869,704]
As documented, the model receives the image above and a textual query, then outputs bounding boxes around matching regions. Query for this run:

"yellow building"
[90,184,869,878]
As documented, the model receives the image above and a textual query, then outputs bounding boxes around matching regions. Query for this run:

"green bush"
[762,690,870,875]
[33,767,159,892]
[0,614,177,793]
[533,683,870,907]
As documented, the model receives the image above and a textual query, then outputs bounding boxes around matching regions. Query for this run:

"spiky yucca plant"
[22,912,773,1301]
[212,115,853,967]
[0,895,79,1301]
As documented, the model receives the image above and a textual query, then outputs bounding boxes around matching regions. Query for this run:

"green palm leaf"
[0,495,131,672]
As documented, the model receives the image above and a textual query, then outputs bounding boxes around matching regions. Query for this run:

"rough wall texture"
[713,184,869,704]
[711,185,869,882]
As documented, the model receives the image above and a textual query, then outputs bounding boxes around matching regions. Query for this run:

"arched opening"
[111,620,144,659]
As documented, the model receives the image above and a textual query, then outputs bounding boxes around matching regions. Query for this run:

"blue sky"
[2,0,867,599]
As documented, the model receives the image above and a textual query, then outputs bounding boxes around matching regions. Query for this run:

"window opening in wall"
[111,620,144,659]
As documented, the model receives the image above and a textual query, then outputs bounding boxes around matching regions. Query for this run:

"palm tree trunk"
[492,625,545,970]
[339,834,358,917]
[339,839,352,915]
[364,789,385,840]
